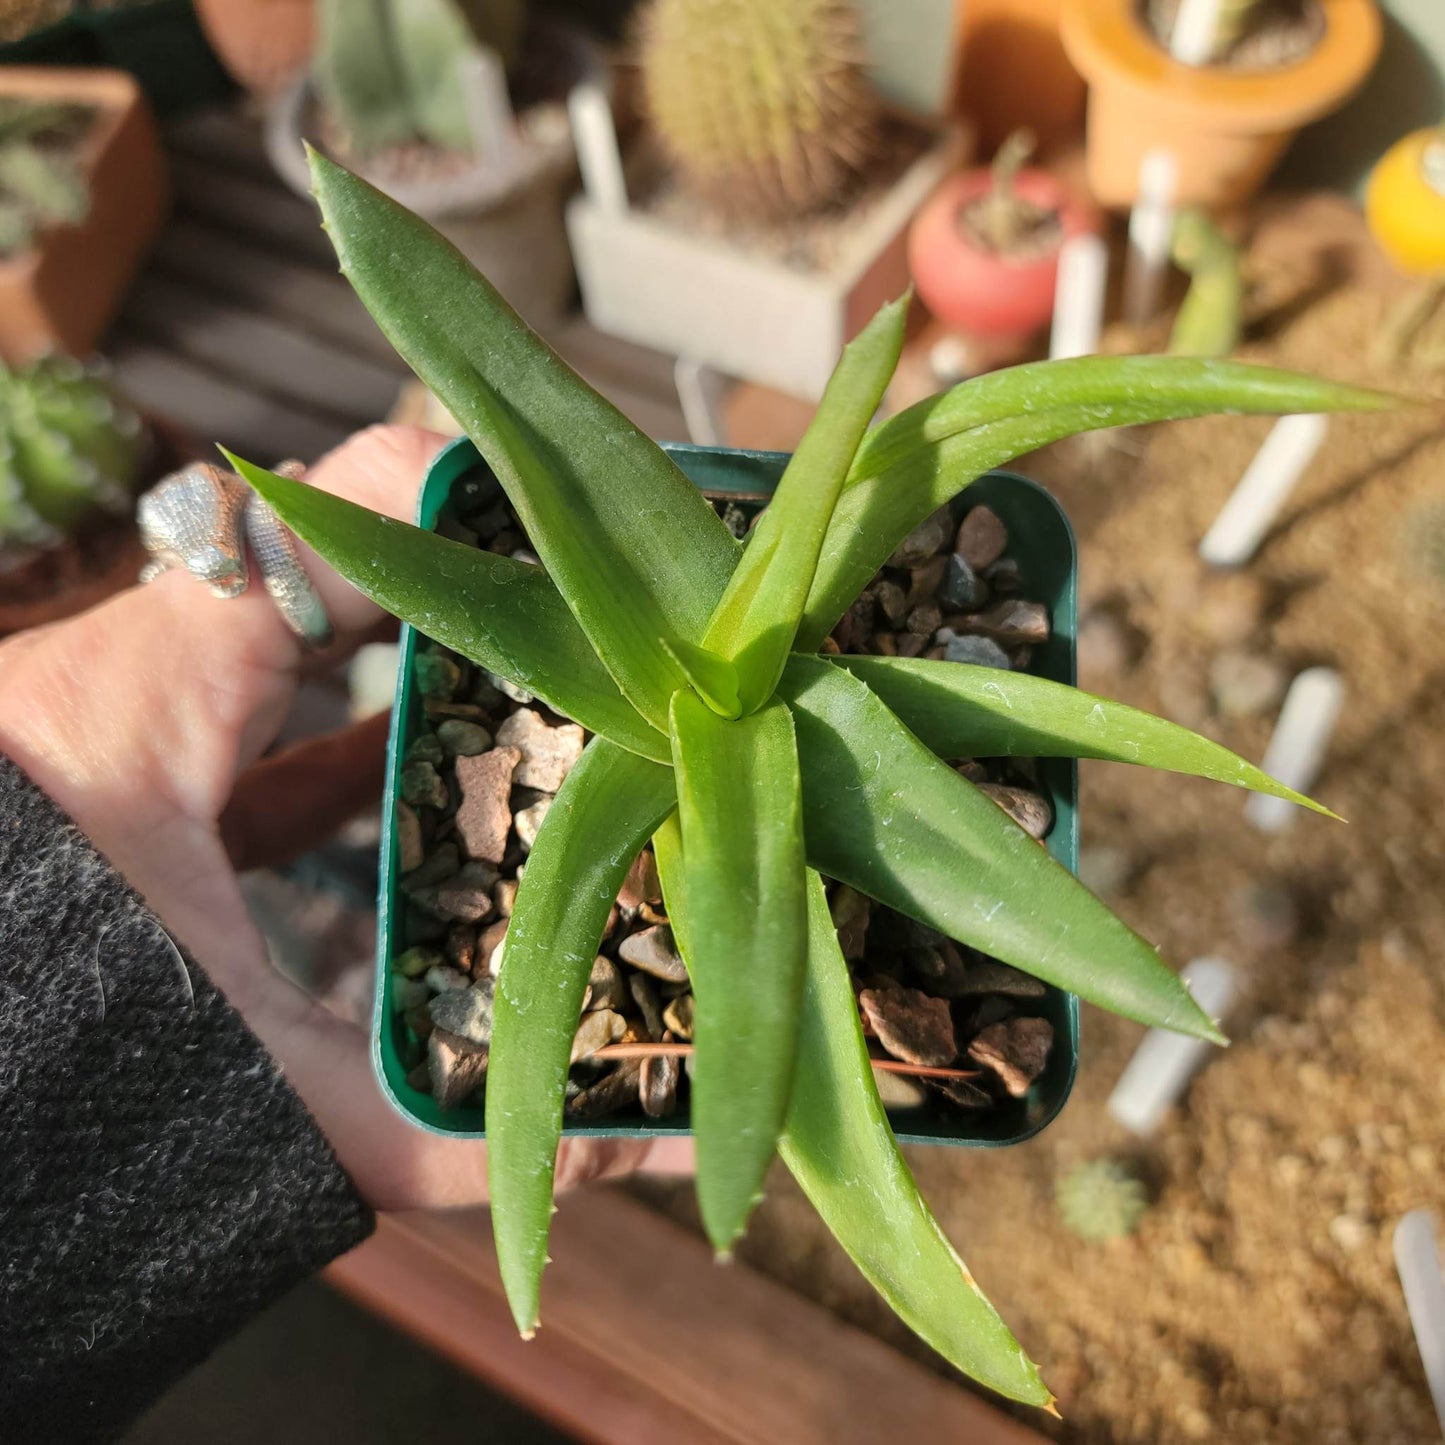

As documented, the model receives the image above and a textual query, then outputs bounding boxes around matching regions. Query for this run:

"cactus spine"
[638,0,879,224]
[0,356,145,558]
[314,0,526,159]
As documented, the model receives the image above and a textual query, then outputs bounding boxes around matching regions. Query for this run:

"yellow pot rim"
[1061,0,1382,131]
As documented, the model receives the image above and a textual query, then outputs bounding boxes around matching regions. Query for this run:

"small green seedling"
[1057,1157,1150,1241]
[232,148,1396,1408]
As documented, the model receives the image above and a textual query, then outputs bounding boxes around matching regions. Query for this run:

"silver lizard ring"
[137,461,334,649]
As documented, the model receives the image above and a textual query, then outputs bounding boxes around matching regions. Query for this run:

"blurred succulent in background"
[0,0,72,44]
[638,0,879,223]
[0,355,145,561]
[1056,1157,1150,1241]
[0,98,92,260]
[1168,209,1244,358]
[314,0,526,160]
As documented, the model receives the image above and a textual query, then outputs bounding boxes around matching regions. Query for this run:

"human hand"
[0,424,693,1210]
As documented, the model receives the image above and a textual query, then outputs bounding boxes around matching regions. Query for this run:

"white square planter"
[565,92,965,400]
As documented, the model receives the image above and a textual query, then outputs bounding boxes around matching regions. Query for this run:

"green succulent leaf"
[798,357,1402,646]
[780,873,1053,1407]
[655,831,1051,1406]
[226,453,669,763]
[779,655,1223,1043]
[660,636,742,719]
[837,655,1338,819]
[487,737,678,1336]
[668,691,808,1253]
[308,149,740,728]
[702,295,907,712]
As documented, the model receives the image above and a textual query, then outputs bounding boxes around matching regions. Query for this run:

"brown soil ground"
[638,194,1445,1442]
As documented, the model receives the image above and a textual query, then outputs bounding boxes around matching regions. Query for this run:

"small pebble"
[428,1027,488,1109]
[618,925,689,983]
[584,955,631,1012]
[495,708,586,791]
[571,1008,627,1063]
[955,506,1008,570]
[395,802,425,872]
[618,849,662,910]
[405,732,444,767]
[514,798,552,852]
[874,579,908,624]
[939,553,990,611]
[889,512,950,567]
[566,1062,641,1118]
[968,1017,1054,1097]
[976,783,1054,839]
[437,719,493,757]
[489,671,534,705]
[859,986,957,1067]
[873,1070,929,1110]
[493,878,518,916]
[393,944,443,978]
[906,556,948,609]
[906,602,942,638]
[628,972,666,1040]
[400,759,448,810]
[639,1052,681,1117]
[479,917,509,976]
[415,652,461,700]
[431,861,500,923]
[424,964,471,994]
[956,958,1047,999]
[952,599,1050,646]
[428,977,495,1046]
[454,746,521,863]
[942,634,1011,669]
[662,992,695,1040]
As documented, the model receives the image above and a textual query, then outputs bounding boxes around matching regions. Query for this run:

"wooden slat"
[170,154,338,265]
[109,337,347,463]
[150,219,402,365]
[122,273,403,425]
[327,1190,1049,1445]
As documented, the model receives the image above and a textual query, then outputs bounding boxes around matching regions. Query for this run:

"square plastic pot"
[376,437,1080,1147]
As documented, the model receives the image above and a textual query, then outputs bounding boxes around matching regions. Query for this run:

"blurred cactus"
[0,356,145,558]
[0,98,91,260]
[1056,1157,1150,1242]
[314,0,526,159]
[638,0,879,224]
[1168,209,1243,358]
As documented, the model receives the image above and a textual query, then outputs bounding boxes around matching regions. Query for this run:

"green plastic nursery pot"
[376,437,1081,1147]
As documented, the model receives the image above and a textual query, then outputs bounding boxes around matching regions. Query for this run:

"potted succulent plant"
[908,129,1100,342]
[264,0,602,325]
[1061,0,1382,209]
[232,147,1398,1407]
[0,66,167,364]
[566,0,963,400]
[0,354,152,636]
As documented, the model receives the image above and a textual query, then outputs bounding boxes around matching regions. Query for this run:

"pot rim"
[263,19,605,218]
[0,65,139,278]
[915,167,1099,273]
[1060,0,1382,130]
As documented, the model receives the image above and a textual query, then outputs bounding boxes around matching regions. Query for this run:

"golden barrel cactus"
[638,0,879,223]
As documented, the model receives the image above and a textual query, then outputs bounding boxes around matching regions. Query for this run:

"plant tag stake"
[1107,956,1237,1135]
[1170,0,1224,65]
[1395,1210,1445,1437]
[1245,667,1344,833]
[461,49,519,178]
[1050,232,1109,360]
[569,82,628,214]
[1124,150,1177,326]
[1198,412,1329,567]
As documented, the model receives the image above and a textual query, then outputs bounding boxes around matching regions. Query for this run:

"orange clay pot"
[0,68,168,365]
[950,0,1087,156]
[1060,0,1381,210]
[194,0,315,94]
[1365,128,1445,277]
[909,168,1100,338]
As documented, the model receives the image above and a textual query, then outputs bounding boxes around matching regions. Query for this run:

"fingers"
[220,710,392,873]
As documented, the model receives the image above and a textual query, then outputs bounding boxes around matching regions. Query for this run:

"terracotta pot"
[1060,0,1382,210]
[194,0,315,95]
[0,68,168,364]
[908,168,1099,338]
[950,0,1087,155]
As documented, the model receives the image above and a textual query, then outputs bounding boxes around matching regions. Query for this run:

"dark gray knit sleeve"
[0,757,375,1444]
